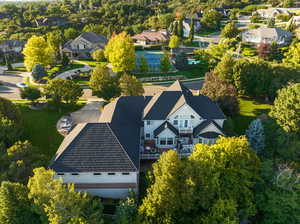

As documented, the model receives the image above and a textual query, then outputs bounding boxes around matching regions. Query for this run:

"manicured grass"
[17,103,84,160]
[14,66,27,72]
[48,63,85,76]
[77,60,107,67]
[136,64,208,79]
[232,98,272,135]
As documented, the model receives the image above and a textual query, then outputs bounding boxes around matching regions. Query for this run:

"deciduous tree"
[92,49,105,62]
[168,35,180,49]
[0,181,39,224]
[104,32,135,73]
[119,74,144,96]
[0,97,23,147]
[269,83,300,133]
[23,35,55,71]
[89,66,120,101]
[221,22,239,38]
[44,79,83,105]
[20,87,41,105]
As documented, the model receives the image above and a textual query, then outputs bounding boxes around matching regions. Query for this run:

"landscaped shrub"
[276,14,292,22]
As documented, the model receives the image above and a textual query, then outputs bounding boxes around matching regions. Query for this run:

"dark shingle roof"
[154,121,179,137]
[79,32,107,44]
[193,120,224,137]
[144,80,225,120]
[51,96,147,172]
[50,123,137,172]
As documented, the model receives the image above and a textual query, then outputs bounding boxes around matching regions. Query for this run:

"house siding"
[55,172,138,198]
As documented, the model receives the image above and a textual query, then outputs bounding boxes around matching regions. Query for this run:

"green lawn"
[48,63,85,76]
[17,103,84,160]
[77,60,107,67]
[136,64,208,79]
[232,98,272,135]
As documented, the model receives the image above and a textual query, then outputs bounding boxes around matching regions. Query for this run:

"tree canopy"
[23,35,55,71]
[119,74,144,96]
[269,83,300,133]
[104,32,135,73]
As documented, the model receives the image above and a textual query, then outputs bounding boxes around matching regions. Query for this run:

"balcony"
[140,140,193,160]
[178,127,193,134]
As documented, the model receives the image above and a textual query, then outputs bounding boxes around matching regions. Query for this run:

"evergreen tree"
[245,119,265,153]
[31,64,48,81]
[160,54,171,72]
[139,56,149,73]
[188,19,194,42]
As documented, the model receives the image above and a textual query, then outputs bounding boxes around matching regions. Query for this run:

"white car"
[16,82,28,88]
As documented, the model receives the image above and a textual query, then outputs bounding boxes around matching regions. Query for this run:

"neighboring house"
[62,32,108,58]
[183,13,202,37]
[132,30,169,46]
[288,15,300,26]
[214,8,230,17]
[0,40,26,54]
[255,8,291,19]
[35,16,69,27]
[242,27,293,45]
[50,81,226,198]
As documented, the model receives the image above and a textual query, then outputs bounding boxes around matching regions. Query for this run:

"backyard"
[232,98,272,135]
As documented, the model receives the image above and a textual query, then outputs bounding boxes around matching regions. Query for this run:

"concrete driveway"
[0,71,23,99]
[71,100,103,123]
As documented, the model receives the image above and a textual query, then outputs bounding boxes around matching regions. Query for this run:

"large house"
[35,16,69,27]
[132,30,169,46]
[0,40,26,54]
[183,13,202,37]
[62,32,108,58]
[255,8,291,19]
[242,27,293,45]
[50,81,226,198]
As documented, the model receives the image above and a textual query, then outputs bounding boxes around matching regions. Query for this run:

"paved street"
[0,69,203,100]
[0,71,23,99]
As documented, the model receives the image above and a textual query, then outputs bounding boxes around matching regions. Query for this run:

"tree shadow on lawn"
[18,103,84,160]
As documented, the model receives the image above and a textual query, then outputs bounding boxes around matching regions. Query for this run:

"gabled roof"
[154,121,179,137]
[63,32,108,52]
[78,32,108,44]
[144,80,225,120]
[132,30,169,42]
[51,96,147,172]
[49,123,137,172]
[193,120,224,137]
[0,40,26,48]
[243,27,292,40]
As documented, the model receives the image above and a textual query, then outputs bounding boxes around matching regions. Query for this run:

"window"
[160,138,166,145]
[146,120,151,125]
[191,115,195,119]
[108,173,115,175]
[71,173,79,175]
[57,173,64,175]
[145,133,150,139]
[122,173,130,175]
[93,173,101,175]
[167,138,174,145]
[173,120,178,125]
[184,120,188,127]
